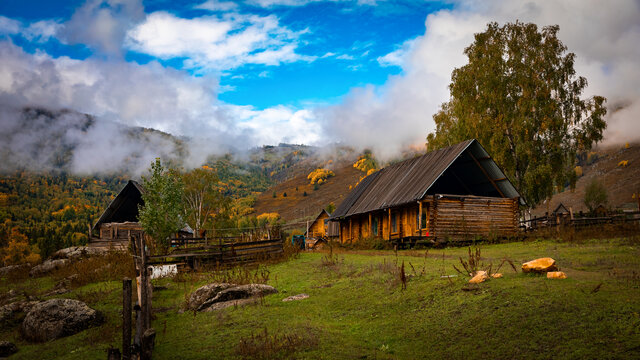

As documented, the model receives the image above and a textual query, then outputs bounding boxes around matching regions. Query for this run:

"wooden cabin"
[90,180,193,249]
[90,180,145,249]
[330,139,523,245]
[306,209,340,240]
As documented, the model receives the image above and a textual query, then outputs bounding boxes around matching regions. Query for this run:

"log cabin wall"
[336,195,516,244]
[98,222,143,241]
[430,195,518,240]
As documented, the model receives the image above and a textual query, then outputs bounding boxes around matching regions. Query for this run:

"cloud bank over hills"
[0,0,638,173]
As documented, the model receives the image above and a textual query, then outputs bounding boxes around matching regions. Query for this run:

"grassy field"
[2,238,640,359]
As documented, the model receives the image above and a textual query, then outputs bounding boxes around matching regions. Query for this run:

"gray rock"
[202,298,258,312]
[21,299,103,342]
[0,264,30,278]
[29,259,69,277]
[50,246,106,260]
[0,341,18,357]
[188,283,235,311]
[189,283,277,312]
[282,293,309,302]
[0,301,39,326]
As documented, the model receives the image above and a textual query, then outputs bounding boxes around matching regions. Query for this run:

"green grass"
[2,238,640,359]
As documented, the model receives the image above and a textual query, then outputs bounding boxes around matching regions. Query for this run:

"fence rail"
[521,211,640,230]
[147,237,284,269]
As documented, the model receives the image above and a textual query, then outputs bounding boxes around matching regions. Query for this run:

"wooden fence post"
[139,235,151,332]
[122,278,132,360]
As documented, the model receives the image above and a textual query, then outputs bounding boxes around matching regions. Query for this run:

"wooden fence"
[522,211,640,230]
[147,237,285,270]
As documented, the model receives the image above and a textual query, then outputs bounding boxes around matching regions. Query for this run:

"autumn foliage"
[307,168,335,185]
[353,151,377,173]
[2,227,41,266]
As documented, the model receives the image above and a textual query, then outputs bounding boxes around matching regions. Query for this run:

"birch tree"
[427,22,607,207]
[182,167,225,238]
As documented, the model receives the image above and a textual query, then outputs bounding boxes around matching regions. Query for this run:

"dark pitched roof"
[331,139,521,219]
[92,180,144,233]
[553,203,569,214]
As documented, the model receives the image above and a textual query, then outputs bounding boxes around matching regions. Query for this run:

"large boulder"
[29,259,69,277]
[522,257,558,273]
[0,301,39,326]
[0,341,18,357]
[21,299,103,342]
[50,246,105,261]
[188,283,277,312]
[188,283,235,311]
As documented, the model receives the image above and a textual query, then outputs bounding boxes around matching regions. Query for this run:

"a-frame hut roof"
[553,203,569,214]
[306,209,330,233]
[92,180,144,233]
[331,139,522,220]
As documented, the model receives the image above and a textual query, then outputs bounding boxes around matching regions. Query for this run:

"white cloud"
[245,0,381,8]
[336,54,354,60]
[126,12,314,70]
[0,40,326,172]
[60,0,145,56]
[321,0,640,158]
[231,105,322,146]
[0,16,61,43]
[0,16,21,35]
[195,0,239,11]
[377,38,416,67]
[24,20,61,42]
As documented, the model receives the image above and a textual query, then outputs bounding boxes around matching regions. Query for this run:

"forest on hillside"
[0,143,320,264]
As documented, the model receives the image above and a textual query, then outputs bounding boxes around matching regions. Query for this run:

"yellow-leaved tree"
[2,227,41,266]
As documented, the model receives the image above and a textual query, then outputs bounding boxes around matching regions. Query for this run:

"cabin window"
[372,217,378,236]
[421,212,427,229]
[391,212,397,233]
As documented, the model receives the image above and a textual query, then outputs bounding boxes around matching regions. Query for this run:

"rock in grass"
[546,271,567,279]
[469,271,489,284]
[21,299,103,342]
[0,341,18,357]
[50,246,105,261]
[522,258,558,273]
[189,283,278,312]
[283,294,309,302]
[188,283,236,311]
[29,259,69,277]
[0,301,39,326]
[0,264,30,277]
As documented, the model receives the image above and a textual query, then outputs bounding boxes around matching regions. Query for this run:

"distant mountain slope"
[253,160,364,225]
[0,107,186,174]
[532,142,640,216]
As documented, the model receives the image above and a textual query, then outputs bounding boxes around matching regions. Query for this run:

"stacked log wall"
[431,195,518,241]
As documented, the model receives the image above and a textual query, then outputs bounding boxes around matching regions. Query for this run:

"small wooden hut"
[330,139,523,245]
[90,180,193,249]
[90,180,145,249]
[306,209,340,240]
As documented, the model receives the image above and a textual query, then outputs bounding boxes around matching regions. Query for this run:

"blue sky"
[0,0,449,109]
[0,0,638,162]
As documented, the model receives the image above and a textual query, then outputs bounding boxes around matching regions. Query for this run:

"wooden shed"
[330,139,522,245]
[90,180,145,249]
[306,209,340,240]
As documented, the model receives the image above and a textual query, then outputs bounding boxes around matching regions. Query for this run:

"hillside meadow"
[1,237,639,359]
